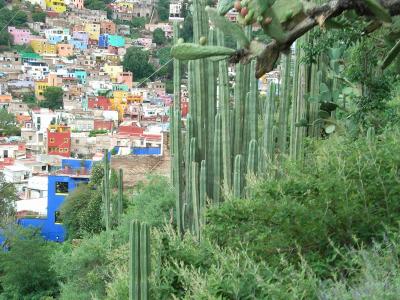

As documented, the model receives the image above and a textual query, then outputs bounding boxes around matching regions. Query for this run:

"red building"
[88,96,112,110]
[47,125,71,157]
[94,119,114,131]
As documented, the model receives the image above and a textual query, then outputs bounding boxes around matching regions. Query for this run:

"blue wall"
[1,159,94,245]
[132,147,161,155]
[62,158,93,170]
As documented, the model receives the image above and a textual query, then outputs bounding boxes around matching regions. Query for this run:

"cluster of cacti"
[169,0,347,238]
[129,221,150,300]
[102,150,124,230]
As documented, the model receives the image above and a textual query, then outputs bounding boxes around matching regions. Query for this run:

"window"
[50,138,55,143]
[29,136,32,141]
[64,148,68,152]
[55,211,63,224]
[55,181,68,194]
[64,138,69,143]
[59,148,63,153]
[42,165,46,171]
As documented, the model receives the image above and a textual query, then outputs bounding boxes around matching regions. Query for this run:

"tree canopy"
[41,86,64,110]
[0,109,20,136]
[153,28,167,45]
[0,174,17,227]
[122,47,155,81]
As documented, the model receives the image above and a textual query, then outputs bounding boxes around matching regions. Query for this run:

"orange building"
[57,44,74,57]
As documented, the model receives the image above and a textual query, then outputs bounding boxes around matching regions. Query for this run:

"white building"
[169,1,184,22]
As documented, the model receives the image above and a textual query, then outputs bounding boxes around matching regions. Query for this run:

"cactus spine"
[129,221,150,300]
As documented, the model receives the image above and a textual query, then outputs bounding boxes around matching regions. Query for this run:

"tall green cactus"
[233,154,242,198]
[172,22,184,236]
[213,113,222,204]
[102,149,111,231]
[191,161,200,240]
[277,54,291,160]
[117,168,123,223]
[217,29,232,193]
[129,221,150,300]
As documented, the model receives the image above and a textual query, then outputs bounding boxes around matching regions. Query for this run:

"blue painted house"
[74,69,87,84]
[0,159,94,245]
[69,38,88,51]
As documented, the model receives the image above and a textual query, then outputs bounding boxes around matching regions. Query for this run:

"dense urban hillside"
[1,0,400,299]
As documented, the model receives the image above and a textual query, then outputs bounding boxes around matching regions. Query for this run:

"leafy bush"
[0,227,59,299]
[206,130,400,276]
[127,176,175,227]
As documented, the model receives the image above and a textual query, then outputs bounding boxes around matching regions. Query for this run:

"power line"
[136,58,173,88]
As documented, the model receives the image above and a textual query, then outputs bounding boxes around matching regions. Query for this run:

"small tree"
[0,109,20,136]
[0,226,59,298]
[122,47,155,81]
[130,17,146,29]
[32,11,46,22]
[41,86,63,110]
[0,173,17,226]
[152,28,166,45]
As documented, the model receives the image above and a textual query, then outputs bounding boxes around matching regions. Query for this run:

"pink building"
[73,0,84,9]
[57,44,74,57]
[8,27,32,45]
[117,72,133,89]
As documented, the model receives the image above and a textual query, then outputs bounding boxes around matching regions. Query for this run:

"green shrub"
[127,176,175,227]
[0,227,59,299]
[206,130,400,276]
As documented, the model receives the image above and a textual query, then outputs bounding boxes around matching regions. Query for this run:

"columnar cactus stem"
[233,154,242,198]
[191,161,200,240]
[130,221,140,300]
[129,221,151,300]
[103,149,111,231]
[277,53,291,161]
[173,22,184,236]
[206,29,216,199]
[247,139,257,176]
[199,160,206,228]
[117,168,123,222]
[213,113,222,204]
[140,224,150,300]
[217,29,232,193]
[263,83,276,165]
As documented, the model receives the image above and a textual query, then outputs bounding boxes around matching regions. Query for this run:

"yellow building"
[103,64,123,81]
[31,39,57,55]
[45,0,66,13]
[84,23,101,41]
[110,96,127,121]
[35,80,49,100]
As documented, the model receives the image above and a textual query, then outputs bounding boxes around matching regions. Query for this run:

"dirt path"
[111,141,171,187]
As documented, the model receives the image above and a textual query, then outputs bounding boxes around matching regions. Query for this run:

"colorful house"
[69,38,87,51]
[8,27,32,45]
[100,20,116,34]
[47,125,70,157]
[84,23,101,41]
[45,28,70,44]
[74,69,87,84]
[57,43,74,57]
[103,64,123,81]
[72,0,84,9]
[31,38,57,55]
[108,34,125,47]
[117,71,133,89]
[14,159,92,242]
[45,0,66,13]
[34,80,48,100]
[19,51,42,63]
